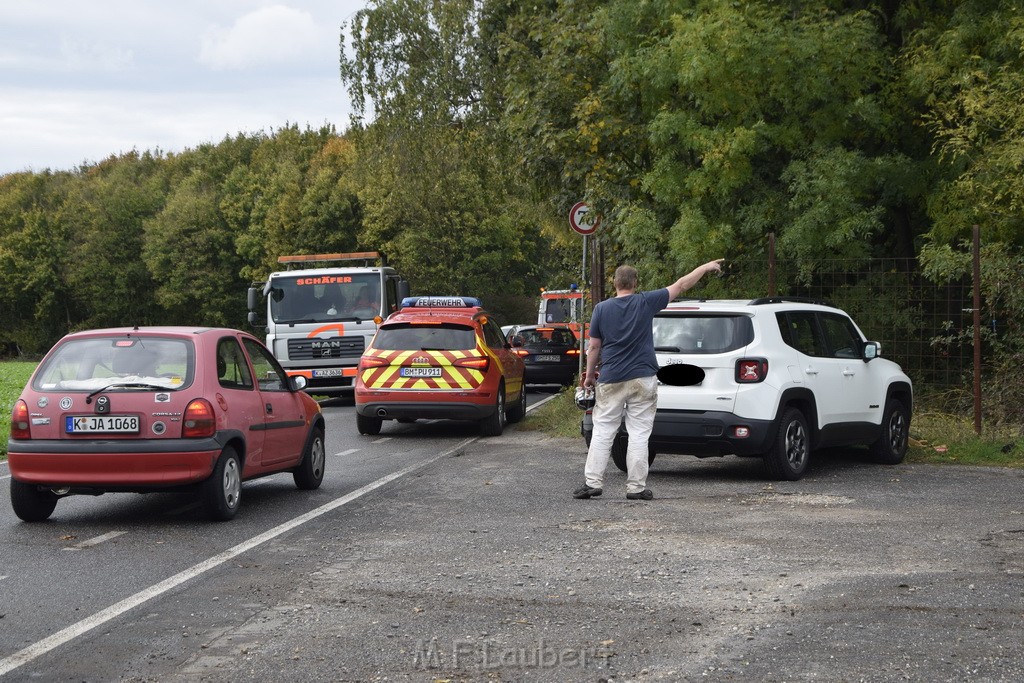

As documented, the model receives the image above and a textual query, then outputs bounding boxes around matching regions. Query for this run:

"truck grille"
[287,336,365,360]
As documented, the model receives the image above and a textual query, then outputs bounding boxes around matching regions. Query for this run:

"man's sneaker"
[626,489,653,501]
[573,485,603,499]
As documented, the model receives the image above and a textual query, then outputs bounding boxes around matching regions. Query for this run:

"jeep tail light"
[182,399,216,438]
[735,358,768,383]
[10,400,31,439]
[454,356,489,371]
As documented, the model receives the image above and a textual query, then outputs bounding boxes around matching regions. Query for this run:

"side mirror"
[862,341,880,362]
[290,375,308,392]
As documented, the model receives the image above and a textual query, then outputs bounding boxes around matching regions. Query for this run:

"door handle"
[843,369,855,376]
[265,403,274,414]
[804,366,818,375]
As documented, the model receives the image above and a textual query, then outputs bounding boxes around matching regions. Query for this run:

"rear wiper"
[86,382,171,403]
[655,346,680,353]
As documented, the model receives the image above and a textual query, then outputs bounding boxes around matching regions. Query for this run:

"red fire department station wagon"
[354,296,526,437]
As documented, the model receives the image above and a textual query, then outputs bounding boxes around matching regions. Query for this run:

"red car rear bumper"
[7,438,222,487]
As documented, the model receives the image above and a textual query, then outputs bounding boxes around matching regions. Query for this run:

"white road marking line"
[63,531,128,551]
[526,392,560,412]
[373,437,392,443]
[0,436,479,678]
[335,449,359,457]
[0,474,10,481]
[0,576,8,582]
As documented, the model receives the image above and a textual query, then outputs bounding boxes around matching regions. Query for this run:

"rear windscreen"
[652,314,754,354]
[373,323,477,351]
[33,337,194,391]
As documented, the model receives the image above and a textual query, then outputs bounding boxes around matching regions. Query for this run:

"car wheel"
[480,384,506,437]
[608,433,656,472]
[611,434,628,472]
[506,385,527,423]
[763,407,810,481]
[293,425,326,490]
[10,479,58,522]
[201,446,242,521]
[357,413,383,435]
[869,398,910,465]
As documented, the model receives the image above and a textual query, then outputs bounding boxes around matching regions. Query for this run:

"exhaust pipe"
[377,408,388,417]
[51,486,71,495]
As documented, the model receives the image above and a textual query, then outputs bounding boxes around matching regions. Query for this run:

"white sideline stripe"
[0,436,478,678]
[0,576,7,582]
[528,389,561,411]
[335,449,359,457]
[63,531,127,551]
[373,437,392,444]
[0,474,9,481]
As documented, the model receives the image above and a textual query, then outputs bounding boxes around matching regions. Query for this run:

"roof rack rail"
[749,296,834,307]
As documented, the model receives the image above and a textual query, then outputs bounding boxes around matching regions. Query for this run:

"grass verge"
[521,385,1024,469]
[1,361,37,459]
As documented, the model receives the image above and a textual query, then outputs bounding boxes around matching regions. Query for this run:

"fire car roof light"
[401,296,483,309]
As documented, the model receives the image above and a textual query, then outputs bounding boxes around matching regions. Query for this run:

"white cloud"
[0,1,366,174]
[58,36,135,72]
[199,5,327,70]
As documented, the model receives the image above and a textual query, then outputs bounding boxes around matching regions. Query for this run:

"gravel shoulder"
[143,429,1024,683]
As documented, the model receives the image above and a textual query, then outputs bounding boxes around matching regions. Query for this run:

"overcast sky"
[0,1,368,175]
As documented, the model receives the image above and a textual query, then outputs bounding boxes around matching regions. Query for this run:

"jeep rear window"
[373,323,477,351]
[652,314,754,353]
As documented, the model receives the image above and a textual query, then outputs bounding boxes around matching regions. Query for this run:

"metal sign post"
[569,202,600,381]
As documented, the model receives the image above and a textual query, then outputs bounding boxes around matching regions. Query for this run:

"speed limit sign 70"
[569,202,600,235]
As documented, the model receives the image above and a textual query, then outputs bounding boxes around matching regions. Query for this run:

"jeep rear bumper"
[582,409,775,457]
[648,409,773,456]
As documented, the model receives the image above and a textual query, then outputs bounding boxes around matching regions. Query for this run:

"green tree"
[0,172,75,352]
[61,152,167,329]
[903,0,1024,246]
[341,0,554,315]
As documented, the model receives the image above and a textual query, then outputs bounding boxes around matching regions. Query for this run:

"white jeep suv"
[581,297,913,480]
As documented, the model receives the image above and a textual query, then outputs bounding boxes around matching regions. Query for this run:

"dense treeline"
[2,0,1022,367]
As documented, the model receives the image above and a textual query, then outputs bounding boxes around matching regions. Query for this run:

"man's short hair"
[614,265,638,291]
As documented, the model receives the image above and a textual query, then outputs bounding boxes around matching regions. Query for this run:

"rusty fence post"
[973,225,982,435]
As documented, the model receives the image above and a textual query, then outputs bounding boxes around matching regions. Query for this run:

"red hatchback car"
[7,326,326,522]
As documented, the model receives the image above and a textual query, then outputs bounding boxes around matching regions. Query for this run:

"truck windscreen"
[270,273,382,323]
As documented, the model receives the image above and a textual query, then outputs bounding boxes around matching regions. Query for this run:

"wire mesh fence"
[767,258,974,394]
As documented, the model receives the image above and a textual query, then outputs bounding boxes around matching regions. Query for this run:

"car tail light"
[735,358,768,383]
[566,349,580,356]
[512,348,529,357]
[10,400,31,439]
[182,399,216,438]
[359,355,390,370]
[454,356,489,371]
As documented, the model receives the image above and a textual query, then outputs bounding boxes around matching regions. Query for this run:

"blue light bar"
[401,296,483,309]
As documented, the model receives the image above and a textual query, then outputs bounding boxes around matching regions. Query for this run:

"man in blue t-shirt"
[574,260,723,501]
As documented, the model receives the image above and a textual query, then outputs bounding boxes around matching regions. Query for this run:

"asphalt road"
[2,393,1022,682]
